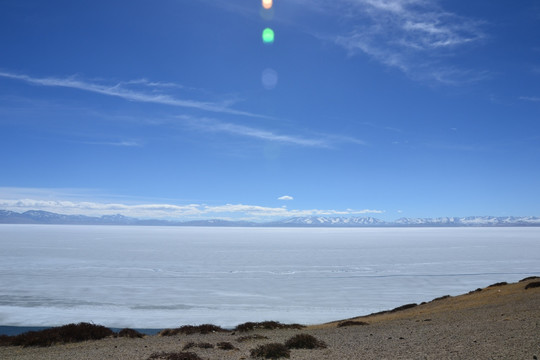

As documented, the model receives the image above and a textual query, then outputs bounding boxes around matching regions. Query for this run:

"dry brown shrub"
[337,320,369,327]
[284,334,327,349]
[147,351,203,360]
[2,323,114,347]
[250,343,290,359]
[525,281,540,290]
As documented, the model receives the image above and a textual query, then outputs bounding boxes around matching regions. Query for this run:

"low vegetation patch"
[390,303,418,313]
[284,334,327,349]
[519,276,539,282]
[159,324,229,336]
[368,302,418,317]
[0,322,114,347]
[432,295,451,302]
[468,288,483,294]
[0,335,12,346]
[147,351,203,360]
[337,320,369,327]
[217,341,237,350]
[235,321,304,332]
[488,282,508,288]
[117,328,144,338]
[525,281,540,290]
[182,342,213,350]
[250,343,290,359]
[158,329,177,336]
[237,334,269,342]
[368,310,389,316]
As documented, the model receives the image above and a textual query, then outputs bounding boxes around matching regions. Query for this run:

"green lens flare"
[262,28,274,44]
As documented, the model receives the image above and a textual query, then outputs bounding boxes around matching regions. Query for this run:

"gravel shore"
[1,278,539,360]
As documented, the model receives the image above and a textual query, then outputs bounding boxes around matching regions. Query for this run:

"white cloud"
[0,71,267,118]
[120,78,185,89]
[326,0,486,84]
[80,140,142,147]
[0,71,366,149]
[278,195,294,201]
[180,115,365,148]
[0,197,383,222]
[198,120,330,148]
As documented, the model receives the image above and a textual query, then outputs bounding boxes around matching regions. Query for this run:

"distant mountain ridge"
[1,210,539,227]
[269,216,386,226]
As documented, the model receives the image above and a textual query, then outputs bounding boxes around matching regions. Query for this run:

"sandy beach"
[1,278,539,360]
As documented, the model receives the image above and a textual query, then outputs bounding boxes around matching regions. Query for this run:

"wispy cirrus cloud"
[0,197,383,221]
[295,0,486,84]
[195,119,330,148]
[179,115,365,148]
[334,0,485,83]
[0,71,366,149]
[79,140,143,147]
[0,71,266,118]
[119,78,185,89]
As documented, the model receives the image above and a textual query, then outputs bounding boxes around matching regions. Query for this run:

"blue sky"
[1,0,539,221]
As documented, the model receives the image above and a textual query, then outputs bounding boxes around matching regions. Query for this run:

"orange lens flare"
[262,0,273,10]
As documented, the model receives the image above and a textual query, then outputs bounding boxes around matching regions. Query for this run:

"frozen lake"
[1,225,539,329]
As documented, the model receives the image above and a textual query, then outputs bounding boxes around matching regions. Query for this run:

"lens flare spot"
[262,0,273,9]
[262,28,275,44]
[261,68,278,90]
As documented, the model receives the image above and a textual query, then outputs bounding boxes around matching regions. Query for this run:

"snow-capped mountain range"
[1,210,539,227]
[272,216,386,226]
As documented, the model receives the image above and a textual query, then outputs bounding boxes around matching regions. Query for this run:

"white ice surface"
[1,225,539,328]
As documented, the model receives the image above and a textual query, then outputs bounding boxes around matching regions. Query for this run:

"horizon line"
[1,209,539,227]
